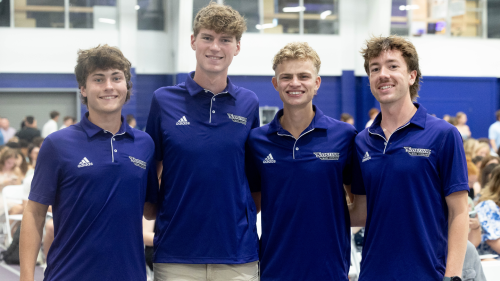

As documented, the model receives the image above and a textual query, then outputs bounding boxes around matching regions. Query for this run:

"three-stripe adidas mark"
[176,116,190,125]
[263,153,276,164]
[78,157,93,168]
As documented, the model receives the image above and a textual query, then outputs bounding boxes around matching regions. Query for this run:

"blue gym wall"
[1,72,499,138]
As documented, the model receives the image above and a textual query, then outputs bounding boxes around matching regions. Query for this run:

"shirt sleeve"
[489,124,497,140]
[28,137,61,205]
[476,200,500,242]
[145,93,164,162]
[245,137,261,193]
[250,103,260,130]
[350,144,366,195]
[438,127,469,197]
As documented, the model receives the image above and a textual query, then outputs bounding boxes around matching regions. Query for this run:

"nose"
[290,76,300,86]
[379,66,390,79]
[104,78,113,90]
[210,40,221,52]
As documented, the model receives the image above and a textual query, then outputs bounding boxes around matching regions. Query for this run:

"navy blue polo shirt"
[246,106,356,280]
[29,113,158,281]
[145,71,260,264]
[351,103,468,281]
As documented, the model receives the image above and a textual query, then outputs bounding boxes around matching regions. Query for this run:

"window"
[137,0,164,31]
[393,0,487,38]
[14,0,64,28]
[487,0,500,38]
[0,0,10,27]
[70,0,117,29]
[193,0,338,35]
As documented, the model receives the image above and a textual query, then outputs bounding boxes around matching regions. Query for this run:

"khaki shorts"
[153,261,259,281]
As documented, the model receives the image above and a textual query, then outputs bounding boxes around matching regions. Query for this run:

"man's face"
[81,69,128,117]
[191,28,240,76]
[272,59,321,109]
[368,49,416,106]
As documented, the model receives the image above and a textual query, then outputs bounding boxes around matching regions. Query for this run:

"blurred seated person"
[456,111,471,140]
[464,139,479,159]
[15,116,40,143]
[476,166,500,256]
[365,108,379,128]
[468,158,480,199]
[59,116,75,130]
[32,136,44,148]
[476,163,500,204]
[340,113,355,126]
[0,148,24,217]
[126,114,137,129]
[475,143,491,158]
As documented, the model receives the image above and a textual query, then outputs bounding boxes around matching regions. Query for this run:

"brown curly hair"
[272,42,321,74]
[360,35,422,101]
[193,2,247,42]
[75,44,132,106]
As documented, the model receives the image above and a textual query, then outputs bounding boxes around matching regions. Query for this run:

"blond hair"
[193,2,247,42]
[479,166,500,206]
[272,42,321,74]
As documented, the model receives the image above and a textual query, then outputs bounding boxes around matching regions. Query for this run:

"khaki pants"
[153,261,259,281]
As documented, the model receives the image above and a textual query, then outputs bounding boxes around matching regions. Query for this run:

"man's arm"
[143,202,157,220]
[20,200,48,281]
[444,190,469,278]
[345,185,367,227]
[251,192,261,214]
[156,160,163,181]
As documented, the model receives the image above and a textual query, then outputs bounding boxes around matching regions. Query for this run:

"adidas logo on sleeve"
[176,116,190,125]
[78,157,93,168]
[263,153,276,164]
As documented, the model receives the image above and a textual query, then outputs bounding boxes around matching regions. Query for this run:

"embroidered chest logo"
[227,113,247,125]
[362,152,371,162]
[176,116,190,125]
[129,156,147,169]
[314,152,340,160]
[404,147,431,157]
[78,157,93,168]
[263,153,276,164]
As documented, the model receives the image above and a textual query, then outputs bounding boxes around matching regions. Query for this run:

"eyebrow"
[91,72,123,77]
[370,59,399,68]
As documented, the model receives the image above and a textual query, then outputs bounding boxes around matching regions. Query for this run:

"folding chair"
[2,184,24,245]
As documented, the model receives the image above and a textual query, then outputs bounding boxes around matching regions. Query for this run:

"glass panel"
[69,0,117,29]
[487,0,500,38]
[137,0,164,31]
[0,0,10,27]
[303,0,338,34]
[14,0,64,28]
[224,0,259,33]
[390,0,409,36]
[263,0,299,34]
[408,0,484,37]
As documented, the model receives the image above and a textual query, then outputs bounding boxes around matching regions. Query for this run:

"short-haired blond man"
[145,2,260,280]
[246,42,357,280]
[349,35,468,281]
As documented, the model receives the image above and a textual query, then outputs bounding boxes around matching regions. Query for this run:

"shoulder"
[249,124,270,141]
[45,124,84,143]
[425,114,457,133]
[232,85,259,104]
[132,129,155,146]
[153,83,188,99]
[323,115,357,134]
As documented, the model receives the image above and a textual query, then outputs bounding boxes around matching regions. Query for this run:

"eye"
[95,78,102,82]
[390,65,398,69]
[370,67,379,73]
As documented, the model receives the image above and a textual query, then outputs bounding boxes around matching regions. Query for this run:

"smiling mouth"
[287,91,304,95]
[206,55,223,60]
[100,96,118,100]
[379,85,394,90]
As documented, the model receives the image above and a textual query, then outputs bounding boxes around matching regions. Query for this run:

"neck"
[192,68,228,95]
[87,110,122,135]
[380,97,416,135]
[280,104,315,139]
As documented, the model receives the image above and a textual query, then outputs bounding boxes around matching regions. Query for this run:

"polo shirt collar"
[369,103,427,136]
[80,112,134,139]
[185,71,237,99]
[268,105,328,135]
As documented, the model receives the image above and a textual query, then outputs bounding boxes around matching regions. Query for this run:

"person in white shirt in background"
[0,117,17,142]
[59,116,75,130]
[41,111,59,138]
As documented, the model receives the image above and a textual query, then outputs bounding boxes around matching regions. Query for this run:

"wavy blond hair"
[193,2,247,42]
[272,42,321,74]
